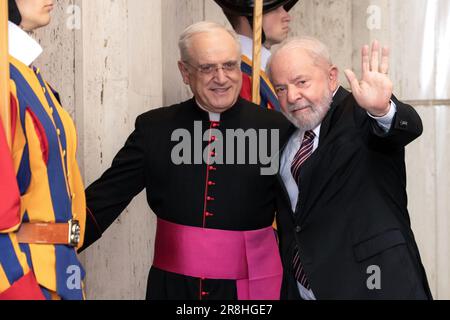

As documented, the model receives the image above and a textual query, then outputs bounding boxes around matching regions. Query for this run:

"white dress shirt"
[280,91,397,300]
[195,100,221,121]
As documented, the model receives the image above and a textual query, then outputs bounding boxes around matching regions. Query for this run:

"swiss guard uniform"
[82,97,292,300]
[0,2,86,300]
[214,0,299,111]
[240,35,281,111]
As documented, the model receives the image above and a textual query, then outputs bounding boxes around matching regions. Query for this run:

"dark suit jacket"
[276,87,433,300]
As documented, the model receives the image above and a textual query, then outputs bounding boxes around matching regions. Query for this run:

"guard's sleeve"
[0,96,20,233]
[79,114,147,251]
[0,93,44,300]
[240,73,253,102]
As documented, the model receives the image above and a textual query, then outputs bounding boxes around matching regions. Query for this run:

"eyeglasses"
[183,60,240,76]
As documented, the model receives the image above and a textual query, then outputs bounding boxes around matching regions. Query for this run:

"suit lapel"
[294,148,321,223]
[276,174,294,218]
[295,87,350,225]
[318,86,350,141]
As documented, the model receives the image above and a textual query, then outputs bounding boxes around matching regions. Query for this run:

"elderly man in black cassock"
[80,21,292,300]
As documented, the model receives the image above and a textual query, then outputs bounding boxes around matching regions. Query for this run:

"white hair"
[267,36,333,80]
[178,21,242,62]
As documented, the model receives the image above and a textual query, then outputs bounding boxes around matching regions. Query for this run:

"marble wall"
[33,0,449,299]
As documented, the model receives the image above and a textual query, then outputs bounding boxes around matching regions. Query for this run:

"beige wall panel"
[351,0,390,90]
[436,106,450,299]
[436,1,450,100]
[79,0,130,300]
[204,0,230,26]
[74,0,85,173]
[162,0,204,106]
[405,106,437,297]
[289,0,353,86]
[388,0,436,101]
[77,0,162,300]
[34,0,76,118]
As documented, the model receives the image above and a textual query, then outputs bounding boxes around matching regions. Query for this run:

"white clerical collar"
[195,100,221,122]
[8,21,43,66]
[238,35,271,71]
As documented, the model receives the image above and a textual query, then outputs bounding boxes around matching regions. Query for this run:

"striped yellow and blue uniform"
[240,55,281,111]
[0,56,86,300]
[239,55,281,232]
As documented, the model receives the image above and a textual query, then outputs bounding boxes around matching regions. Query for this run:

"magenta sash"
[152,218,283,300]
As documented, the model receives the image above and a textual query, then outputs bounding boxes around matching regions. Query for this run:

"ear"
[328,65,339,91]
[178,61,190,85]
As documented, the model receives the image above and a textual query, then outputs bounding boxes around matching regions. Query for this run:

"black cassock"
[81,97,292,300]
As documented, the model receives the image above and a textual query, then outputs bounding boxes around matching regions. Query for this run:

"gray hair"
[178,21,242,62]
[267,37,333,80]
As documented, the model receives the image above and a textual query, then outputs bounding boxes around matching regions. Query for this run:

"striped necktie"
[290,130,316,290]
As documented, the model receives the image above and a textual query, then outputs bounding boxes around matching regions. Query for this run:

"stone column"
[74,0,162,300]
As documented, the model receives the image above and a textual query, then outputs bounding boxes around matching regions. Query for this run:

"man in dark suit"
[267,37,432,299]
